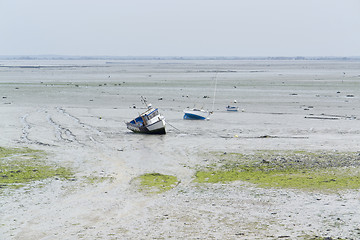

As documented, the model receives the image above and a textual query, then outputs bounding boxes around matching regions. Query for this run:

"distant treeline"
[0,55,359,61]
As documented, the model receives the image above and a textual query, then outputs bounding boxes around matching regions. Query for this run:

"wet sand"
[1,59,360,239]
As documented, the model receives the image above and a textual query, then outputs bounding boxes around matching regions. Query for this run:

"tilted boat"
[183,108,211,120]
[126,104,166,134]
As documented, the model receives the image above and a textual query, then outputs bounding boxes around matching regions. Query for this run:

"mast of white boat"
[211,72,218,114]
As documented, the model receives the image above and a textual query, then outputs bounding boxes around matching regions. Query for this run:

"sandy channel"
[0,59,360,239]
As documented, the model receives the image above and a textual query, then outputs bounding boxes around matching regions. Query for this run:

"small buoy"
[234,135,238,138]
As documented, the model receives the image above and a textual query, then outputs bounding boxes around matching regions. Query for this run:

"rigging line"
[140,96,148,107]
[166,120,182,132]
[211,72,218,112]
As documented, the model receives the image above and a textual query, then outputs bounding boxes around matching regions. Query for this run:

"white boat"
[226,106,239,112]
[183,73,218,120]
[183,108,212,120]
[126,104,166,134]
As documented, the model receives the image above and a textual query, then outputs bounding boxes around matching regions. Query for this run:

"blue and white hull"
[226,106,239,112]
[126,106,166,134]
[183,108,210,120]
[126,118,166,134]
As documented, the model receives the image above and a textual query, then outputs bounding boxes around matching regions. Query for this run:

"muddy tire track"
[57,107,102,135]
[47,116,78,143]
[19,114,30,143]
[56,107,104,145]
[18,107,119,150]
[19,113,53,146]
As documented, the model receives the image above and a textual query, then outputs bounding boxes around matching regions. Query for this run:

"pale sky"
[1,0,359,56]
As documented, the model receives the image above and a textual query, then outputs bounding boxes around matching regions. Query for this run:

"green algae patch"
[195,151,360,191]
[133,173,180,194]
[82,173,115,185]
[0,147,74,189]
[0,146,41,158]
[305,237,347,240]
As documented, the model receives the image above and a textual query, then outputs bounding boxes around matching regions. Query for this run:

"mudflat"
[1,59,360,239]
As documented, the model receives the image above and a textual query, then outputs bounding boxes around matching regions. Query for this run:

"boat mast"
[211,72,218,113]
[140,96,147,106]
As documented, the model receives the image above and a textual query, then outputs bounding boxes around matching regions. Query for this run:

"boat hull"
[183,109,209,120]
[226,106,239,112]
[183,113,207,120]
[126,119,166,134]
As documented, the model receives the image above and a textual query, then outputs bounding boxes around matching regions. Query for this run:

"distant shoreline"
[0,55,359,61]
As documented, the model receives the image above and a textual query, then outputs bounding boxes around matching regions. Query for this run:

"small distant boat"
[126,103,166,134]
[226,106,239,112]
[183,108,211,120]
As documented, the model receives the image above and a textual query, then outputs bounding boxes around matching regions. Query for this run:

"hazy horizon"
[1,55,359,60]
